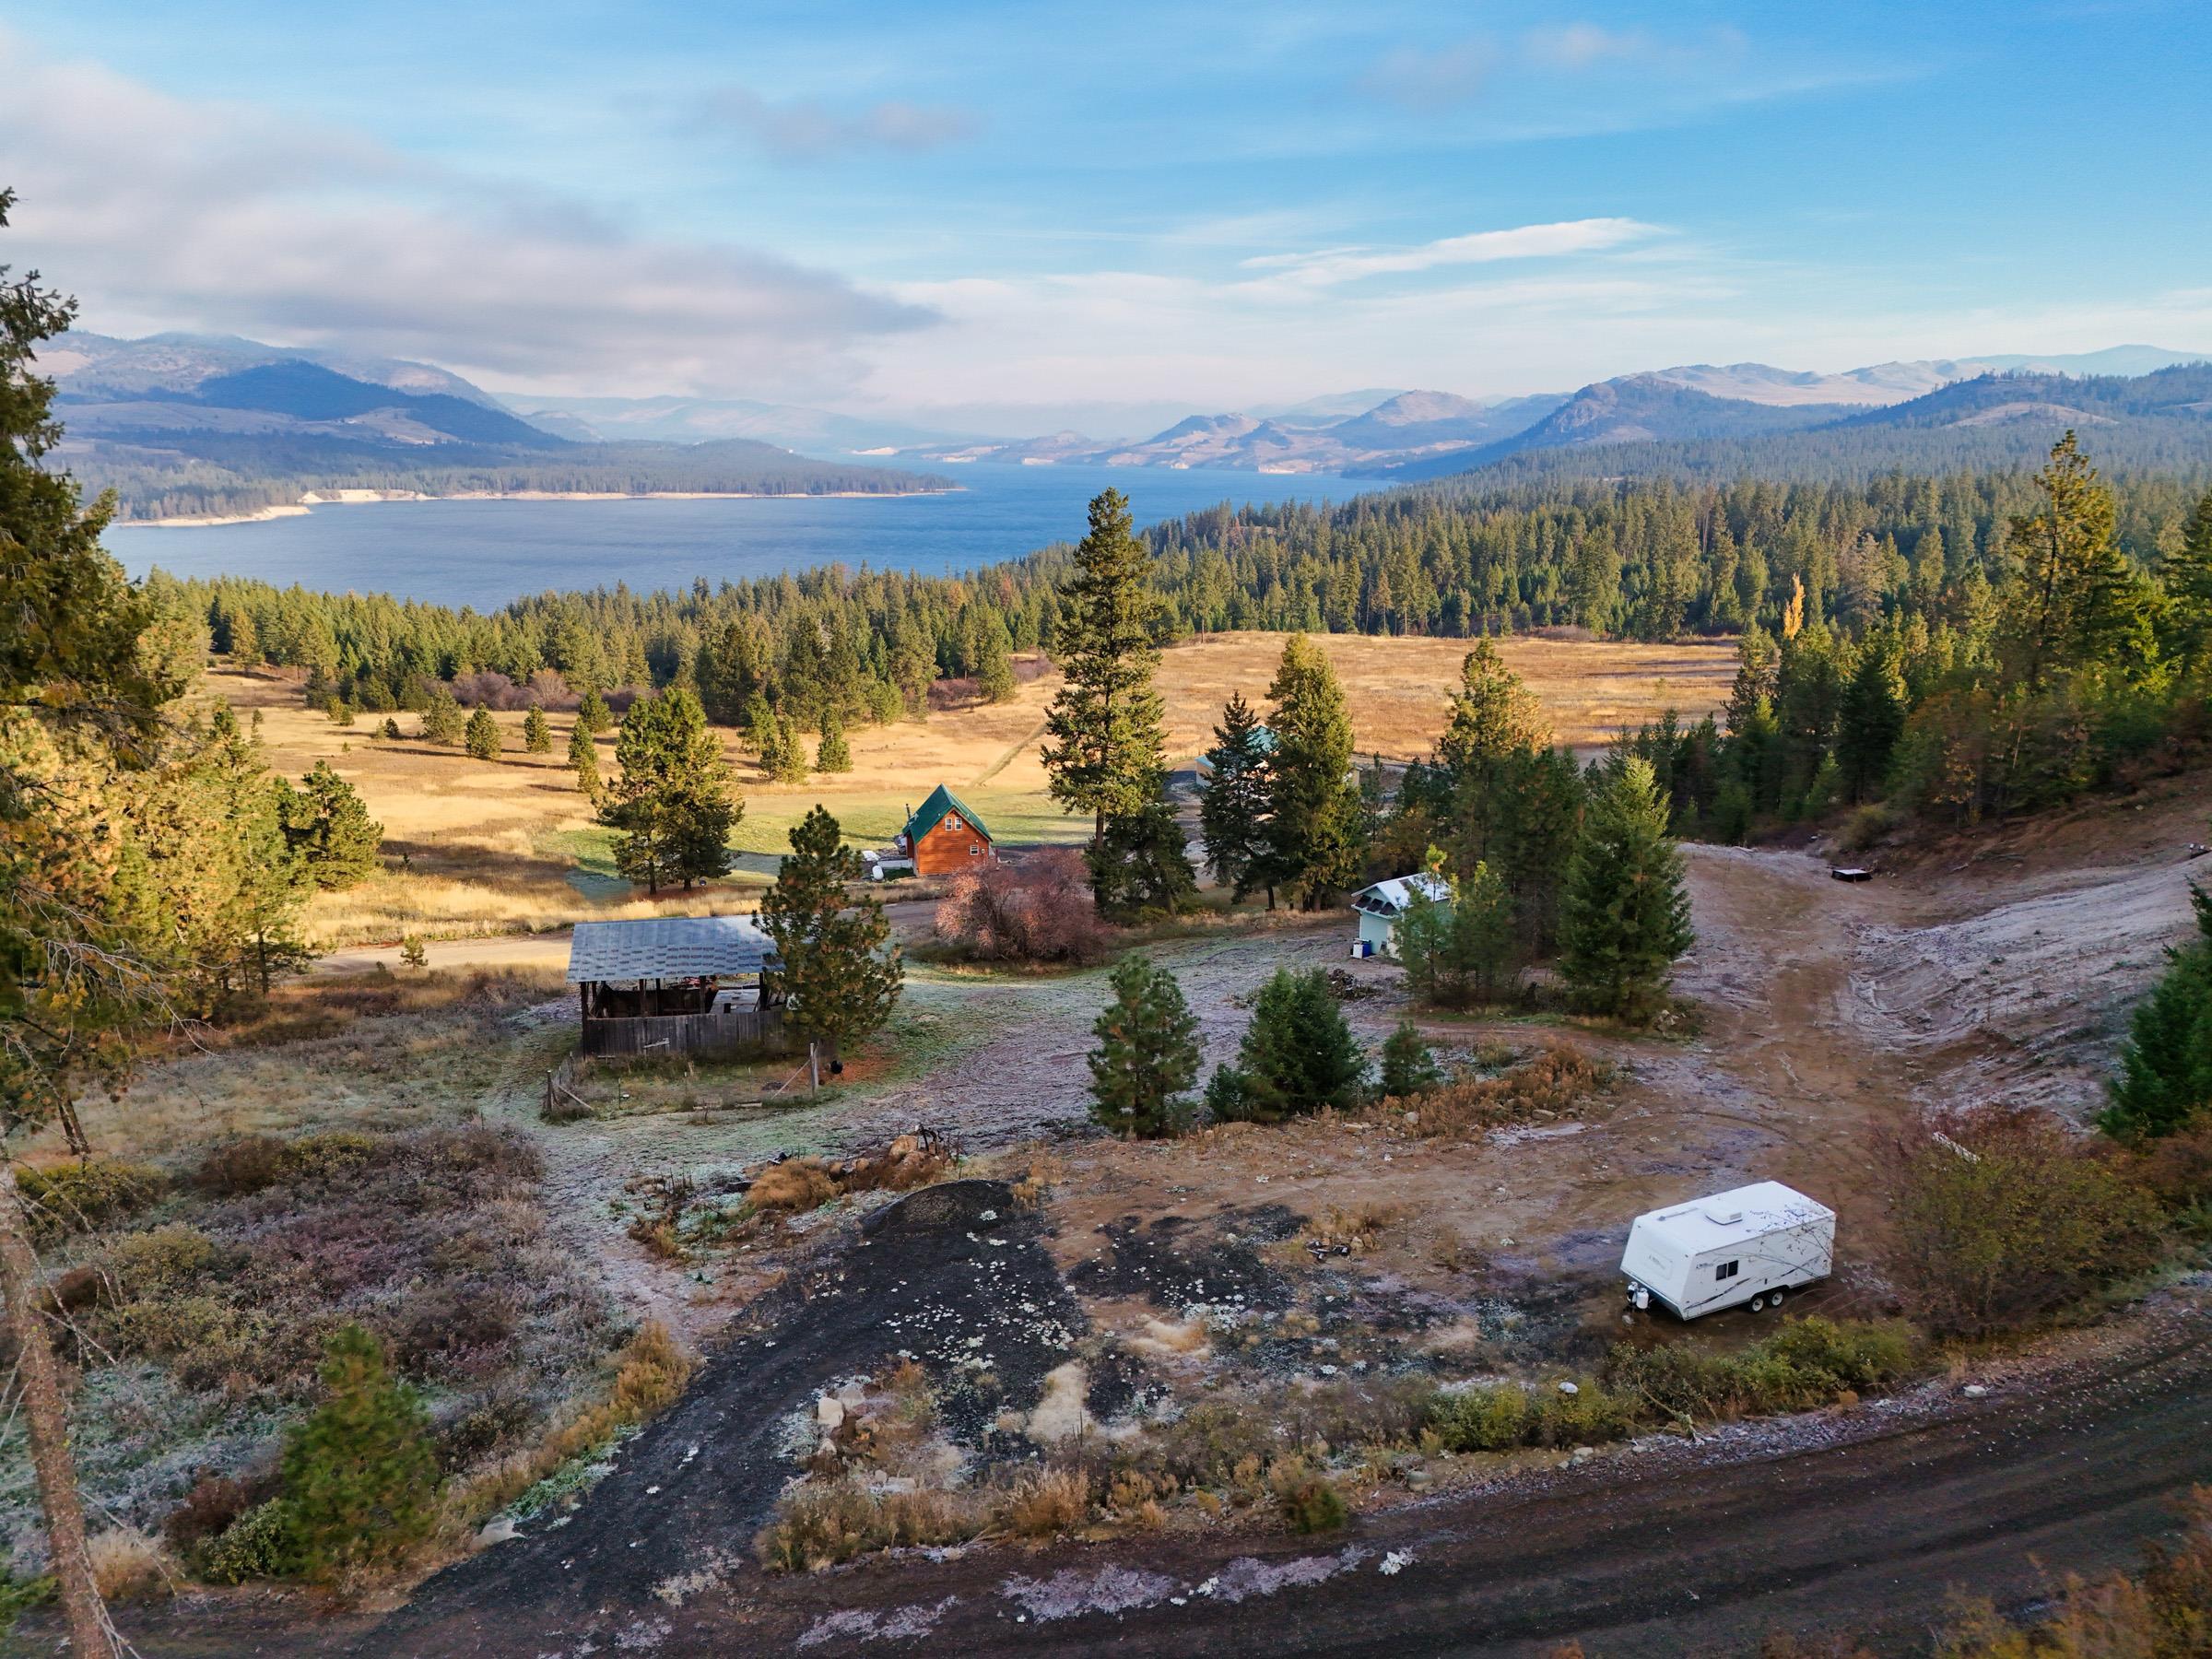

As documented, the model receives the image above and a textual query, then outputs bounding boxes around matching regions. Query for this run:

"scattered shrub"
[16,1159,165,1236]
[933,849,1112,966]
[1270,1460,1349,1534]
[278,1131,381,1185]
[754,1479,892,1573]
[164,1475,257,1558]
[197,1500,302,1585]
[1384,1044,1609,1139]
[1430,1380,1635,1453]
[387,1286,520,1381]
[108,1223,218,1295]
[1602,1317,1917,1422]
[1886,1103,2166,1336]
[194,1134,286,1196]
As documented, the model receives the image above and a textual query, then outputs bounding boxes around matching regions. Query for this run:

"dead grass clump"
[748,1159,841,1214]
[86,1526,175,1602]
[194,1134,286,1196]
[1387,1044,1610,1138]
[995,1465,1093,1539]
[1306,1202,1406,1255]
[753,1477,988,1573]
[1269,1458,1349,1534]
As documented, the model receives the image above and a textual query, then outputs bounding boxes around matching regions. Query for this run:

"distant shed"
[566,914,781,1057]
[1348,872,1451,959]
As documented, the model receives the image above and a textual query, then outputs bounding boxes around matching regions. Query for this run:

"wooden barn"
[898,784,996,877]
[565,914,782,1057]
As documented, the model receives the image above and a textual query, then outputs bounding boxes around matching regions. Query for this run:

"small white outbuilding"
[1348,872,1450,959]
[1619,1181,1834,1320]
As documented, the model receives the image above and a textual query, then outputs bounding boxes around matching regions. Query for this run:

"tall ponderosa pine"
[974,608,1017,704]
[0,189,177,1655]
[2100,884,2212,1139]
[568,719,600,797]
[1440,642,1580,949]
[2164,490,2212,673]
[1559,756,1694,1025]
[1836,635,1905,803]
[282,1324,439,1583]
[1212,967,1367,1123]
[1088,953,1200,1137]
[759,805,900,1063]
[277,759,383,889]
[1257,635,1360,909]
[1040,489,1168,856]
[1088,800,1197,917]
[599,688,738,893]
[1197,690,1272,900]
[1998,432,2150,692]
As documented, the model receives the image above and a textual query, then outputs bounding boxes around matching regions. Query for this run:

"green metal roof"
[902,783,992,848]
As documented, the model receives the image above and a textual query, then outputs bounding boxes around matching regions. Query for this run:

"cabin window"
[970,843,982,855]
[1714,1260,1739,1280]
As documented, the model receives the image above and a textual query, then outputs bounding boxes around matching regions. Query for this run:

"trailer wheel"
[1749,1294,1767,1312]
[1770,1288,1785,1309]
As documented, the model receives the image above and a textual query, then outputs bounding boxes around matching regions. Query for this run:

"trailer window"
[1715,1260,1739,1280]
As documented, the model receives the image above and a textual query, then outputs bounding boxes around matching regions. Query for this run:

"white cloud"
[1241,218,1660,288]
[1351,40,1492,112]
[686,86,978,161]
[0,31,934,396]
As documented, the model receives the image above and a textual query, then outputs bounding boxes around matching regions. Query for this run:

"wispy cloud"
[0,30,935,395]
[1351,39,1491,112]
[686,85,978,161]
[1241,218,1660,288]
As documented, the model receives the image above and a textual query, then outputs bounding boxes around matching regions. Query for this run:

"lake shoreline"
[123,485,964,529]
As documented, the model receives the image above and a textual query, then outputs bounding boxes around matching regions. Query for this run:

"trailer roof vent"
[1702,1205,1744,1226]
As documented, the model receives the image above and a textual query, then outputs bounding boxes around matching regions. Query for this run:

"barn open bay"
[110,463,1352,609]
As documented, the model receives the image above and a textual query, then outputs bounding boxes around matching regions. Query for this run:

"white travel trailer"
[1619,1181,1834,1320]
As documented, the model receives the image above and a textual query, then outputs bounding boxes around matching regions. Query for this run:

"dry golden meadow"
[217,633,1733,947]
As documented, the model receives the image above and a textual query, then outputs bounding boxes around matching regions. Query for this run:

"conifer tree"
[1559,757,1694,1025]
[2100,884,2212,1139]
[1216,967,1367,1123]
[1088,954,1200,1137]
[815,707,853,774]
[2164,490,2212,673]
[1041,489,1168,860]
[420,685,465,746]
[1378,1018,1441,1100]
[598,688,738,893]
[975,608,1018,704]
[276,760,382,889]
[1256,635,1360,909]
[1396,858,1516,1010]
[1088,800,1197,917]
[742,692,776,758]
[1998,432,2150,692]
[568,719,600,797]
[464,706,501,759]
[575,688,613,737]
[1197,690,1272,900]
[282,1324,439,1583]
[765,712,809,784]
[760,805,900,1063]
[1836,636,1905,802]
[523,705,552,753]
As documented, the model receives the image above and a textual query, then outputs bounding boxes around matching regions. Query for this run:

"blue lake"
[111,462,1360,611]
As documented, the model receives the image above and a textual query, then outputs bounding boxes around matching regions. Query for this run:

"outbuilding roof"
[902,783,992,848]
[566,914,776,983]
[1350,872,1451,917]
[1632,1181,1832,1253]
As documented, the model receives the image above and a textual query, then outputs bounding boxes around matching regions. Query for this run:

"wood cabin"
[565,914,782,1057]
[898,784,996,877]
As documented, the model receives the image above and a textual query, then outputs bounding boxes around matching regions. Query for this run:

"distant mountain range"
[45,333,946,520]
[875,345,2212,479]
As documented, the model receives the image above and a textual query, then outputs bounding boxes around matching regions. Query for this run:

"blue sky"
[4,1,2207,432]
